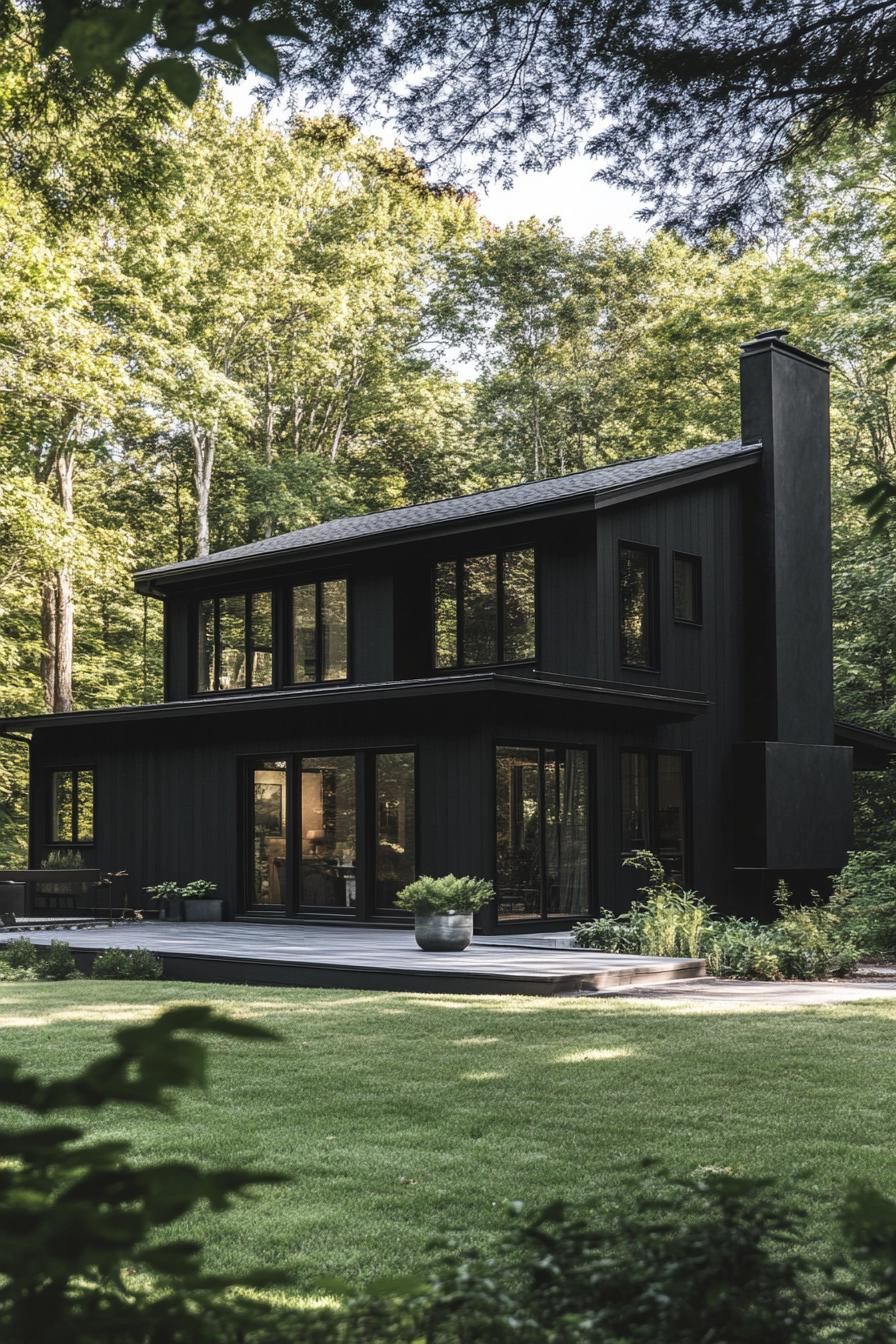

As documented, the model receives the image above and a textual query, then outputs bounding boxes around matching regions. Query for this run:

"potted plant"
[394,874,494,952]
[145,881,184,921]
[179,879,223,922]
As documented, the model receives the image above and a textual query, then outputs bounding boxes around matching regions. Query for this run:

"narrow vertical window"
[373,752,416,911]
[292,584,317,683]
[502,548,536,661]
[290,580,349,683]
[321,579,348,681]
[250,591,273,686]
[52,770,74,843]
[657,753,688,883]
[198,598,215,692]
[496,746,541,919]
[50,768,94,844]
[251,760,287,905]
[299,755,357,907]
[463,554,499,665]
[619,544,657,668]
[621,751,650,852]
[218,595,247,690]
[673,553,702,624]
[434,561,458,667]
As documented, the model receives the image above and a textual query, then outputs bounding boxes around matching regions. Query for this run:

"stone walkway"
[605,971,896,1007]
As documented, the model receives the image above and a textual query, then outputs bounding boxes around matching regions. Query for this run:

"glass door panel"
[495,746,542,920]
[251,761,287,906]
[374,752,416,911]
[299,756,357,910]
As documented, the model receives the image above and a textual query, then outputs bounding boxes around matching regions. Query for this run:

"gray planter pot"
[161,896,184,921]
[414,911,474,952]
[182,898,223,922]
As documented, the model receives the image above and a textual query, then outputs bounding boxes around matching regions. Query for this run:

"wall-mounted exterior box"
[734,740,853,872]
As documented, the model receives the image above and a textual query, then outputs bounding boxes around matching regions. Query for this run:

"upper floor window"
[619,543,658,669]
[434,548,536,669]
[197,592,272,693]
[673,552,702,624]
[292,579,348,683]
[51,768,94,844]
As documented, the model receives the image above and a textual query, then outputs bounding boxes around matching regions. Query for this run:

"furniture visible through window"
[495,744,590,921]
[299,755,357,908]
[50,768,94,844]
[197,591,273,692]
[673,552,702,624]
[620,750,689,883]
[619,543,658,668]
[250,760,287,905]
[434,548,536,668]
[291,579,348,683]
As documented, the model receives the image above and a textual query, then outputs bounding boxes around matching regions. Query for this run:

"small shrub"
[144,880,183,902]
[38,940,79,980]
[91,947,164,980]
[833,850,896,954]
[395,874,495,914]
[2,938,39,970]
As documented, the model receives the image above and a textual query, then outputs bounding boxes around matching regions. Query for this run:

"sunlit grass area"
[2,980,895,1293]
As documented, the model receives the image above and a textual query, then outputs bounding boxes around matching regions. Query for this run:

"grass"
[2,979,896,1295]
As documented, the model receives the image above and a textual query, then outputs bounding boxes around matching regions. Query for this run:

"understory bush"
[0,938,79,981]
[574,853,860,980]
[833,850,896,954]
[91,946,164,980]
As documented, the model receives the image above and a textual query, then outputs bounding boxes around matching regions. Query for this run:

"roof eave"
[133,446,762,595]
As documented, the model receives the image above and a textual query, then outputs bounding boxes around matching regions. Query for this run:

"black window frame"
[432,547,537,671]
[494,740,594,924]
[288,577,351,686]
[242,746,418,917]
[195,590,273,694]
[618,541,660,672]
[672,551,703,626]
[619,748,692,884]
[48,767,96,847]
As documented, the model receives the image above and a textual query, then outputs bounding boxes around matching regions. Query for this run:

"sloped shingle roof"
[135,437,757,587]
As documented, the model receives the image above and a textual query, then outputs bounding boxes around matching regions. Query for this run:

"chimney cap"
[753,327,789,341]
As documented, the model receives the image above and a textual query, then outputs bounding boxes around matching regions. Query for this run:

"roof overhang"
[0,672,710,735]
[835,720,896,771]
[133,448,762,596]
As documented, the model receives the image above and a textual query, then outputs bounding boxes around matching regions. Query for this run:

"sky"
[227,80,647,241]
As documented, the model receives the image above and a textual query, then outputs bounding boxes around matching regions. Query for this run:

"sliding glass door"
[247,749,417,917]
[495,744,591,922]
[299,755,358,911]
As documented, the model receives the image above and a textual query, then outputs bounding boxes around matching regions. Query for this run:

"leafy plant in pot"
[145,880,184,921]
[395,874,494,951]
[179,879,222,922]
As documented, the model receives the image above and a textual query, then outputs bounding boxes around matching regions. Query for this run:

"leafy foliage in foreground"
[0,1003,286,1343]
[91,946,164,979]
[574,852,861,980]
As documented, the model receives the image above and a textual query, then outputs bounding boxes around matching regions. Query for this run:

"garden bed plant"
[573,851,861,979]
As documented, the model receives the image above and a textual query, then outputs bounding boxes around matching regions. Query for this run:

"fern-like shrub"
[394,874,495,914]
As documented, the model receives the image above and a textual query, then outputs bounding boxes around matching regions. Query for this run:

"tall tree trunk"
[262,349,276,538]
[51,446,75,713]
[40,577,57,713]
[190,423,215,557]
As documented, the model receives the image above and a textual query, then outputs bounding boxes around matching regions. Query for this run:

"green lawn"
[2,980,895,1295]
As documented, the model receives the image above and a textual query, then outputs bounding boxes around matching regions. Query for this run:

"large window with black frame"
[291,578,349,683]
[197,591,273,692]
[495,744,590,921]
[434,548,536,669]
[621,750,689,883]
[619,543,659,669]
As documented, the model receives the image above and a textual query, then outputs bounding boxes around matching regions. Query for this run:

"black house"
[4,331,893,930]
